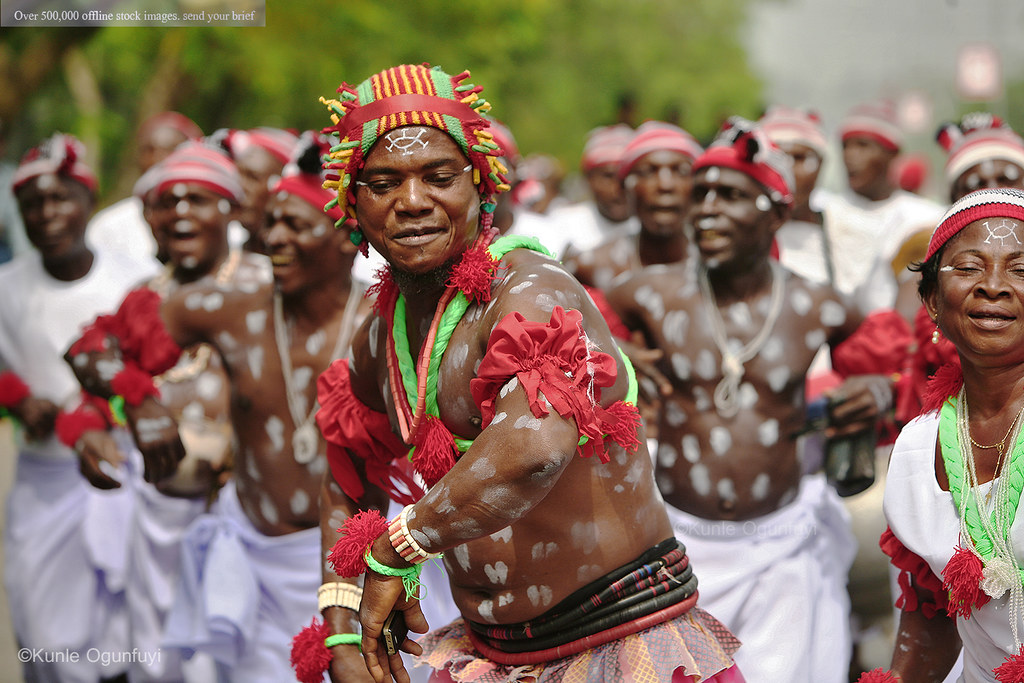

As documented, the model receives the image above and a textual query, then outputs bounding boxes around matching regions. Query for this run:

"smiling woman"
[875,187,1024,681]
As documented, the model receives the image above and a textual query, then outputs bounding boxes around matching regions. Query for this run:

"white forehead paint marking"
[499,376,519,398]
[671,353,691,381]
[709,426,732,456]
[983,218,1023,246]
[634,285,665,319]
[939,265,955,272]
[767,365,790,393]
[755,195,771,212]
[260,494,280,525]
[728,302,752,328]
[758,419,780,447]
[717,477,737,502]
[738,382,759,409]
[490,526,513,543]
[385,128,429,156]
[306,329,326,355]
[665,400,688,427]
[184,291,204,311]
[527,585,554,608]
[246,309,267,335]
[760,336,783,362]
[202,293,224,312]
[176,200,190,217]
[510,281,533,295]
[265,415,285,452]
[1008,166,1022,181]
[693,386,712,412]
[247,345,264,380]
[484,562,509,585]
[290,488,310,516]
[689,463,711,496]
[196,372,222,401]
[804,328,826,351]
[218,198,231,215]
[663,310,689,347]
[490,411,508,425]
[694,349,718,381]
[681,434,701,463]
[819,300,847,327]
[469,457,496,478]
[452,544,471,571]
[311,224,327,238]
[96,358,125,381]
[751,473,771,501]
[36,174,57,190]
[171,182,187,197]
[705,166,720,183]
[790,289,812,317]
[657,443,678,468]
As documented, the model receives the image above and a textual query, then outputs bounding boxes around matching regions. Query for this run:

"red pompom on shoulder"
[942,544,989,619]
[448,244,498,305]
[290,618,332,683]
[412,414,459,487]
[327,509,390,578]
[995,644,1024,682]
[367,266,399,317]
[856,668,900,683]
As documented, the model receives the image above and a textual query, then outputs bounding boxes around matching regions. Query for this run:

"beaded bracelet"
[364,549,423,600]
[317,582,362,613]
[325,633,361,649]
[388,505,442,565]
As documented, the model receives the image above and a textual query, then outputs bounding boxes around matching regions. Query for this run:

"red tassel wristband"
[327,509,390,578]
[0,371,30,410]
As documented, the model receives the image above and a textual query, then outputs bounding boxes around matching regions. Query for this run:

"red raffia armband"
[290,618,332,683]
[879,526,950,618]
[316,359,422,505]
[0,371,31,410]
[113,288,183,375]
[327,509,390,578]
[55,401,110,448]
[111,363,160,407]
[995,644,1024,682]
[470,306,639,463]
[856,669,900,683]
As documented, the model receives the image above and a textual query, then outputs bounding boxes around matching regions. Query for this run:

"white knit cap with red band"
[272,132,346,222]
[581,124,634,171]
[230,127,300,165]
[692,117,794,206]
[135,141,244,202]
[926,187,1024,261]
[937,114,1024,187]
[618,121,703,179]
[759,106,828,160]
[13,133,98,194]
[839,101,903,152]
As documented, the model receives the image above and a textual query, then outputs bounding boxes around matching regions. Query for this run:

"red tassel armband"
[110,363,160,407]
[0,371,31,410]
[327,509,390,578]
[55,406,109,449]
[856,669,900,683]
[290,619,361,683]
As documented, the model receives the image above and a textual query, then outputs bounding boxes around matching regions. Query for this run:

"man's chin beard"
[391,258,457,296]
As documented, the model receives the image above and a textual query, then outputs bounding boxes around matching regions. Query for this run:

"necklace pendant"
[981,556,1016,599]
[292,422,319,464]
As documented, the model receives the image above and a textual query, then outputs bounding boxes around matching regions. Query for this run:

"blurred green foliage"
[2,0,764,203]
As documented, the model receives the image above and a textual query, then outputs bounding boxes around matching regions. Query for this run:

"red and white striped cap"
[13,133,98,194]
[936,114,1024,187]
[839,101,903,152]
[926,187,1024,261]
[581,124,633,171]
[135,141,243,202]
[759,106,828,160]
[618,121,703,179]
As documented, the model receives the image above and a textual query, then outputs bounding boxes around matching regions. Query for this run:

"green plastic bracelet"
[364,550,423,600]
[325,633,361,649]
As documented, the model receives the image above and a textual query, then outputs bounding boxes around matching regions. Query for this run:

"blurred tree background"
[0,0,764,205]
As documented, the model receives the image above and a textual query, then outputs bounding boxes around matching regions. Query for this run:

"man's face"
[354,126,480,277]
[629,150,693,238]
[952,159,1024,202]
[688,165,782,270]
[149,182,232,277]
[236,146,285,234]
[16,173,93,262]
[264,192,351,296]
[842,135,896,199]
[776,141,821,210]
[137,125,189,174]
[586,163,631,223]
